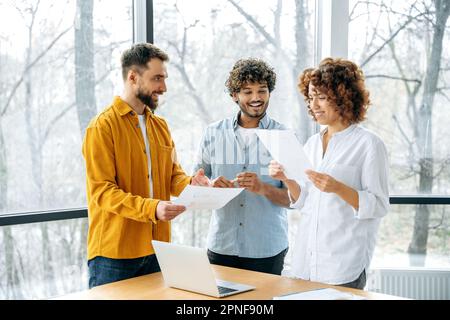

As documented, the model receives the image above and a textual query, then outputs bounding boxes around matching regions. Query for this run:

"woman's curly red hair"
[298,57,370,124]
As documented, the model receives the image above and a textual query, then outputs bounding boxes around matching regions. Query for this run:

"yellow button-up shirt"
[82,96,191,260]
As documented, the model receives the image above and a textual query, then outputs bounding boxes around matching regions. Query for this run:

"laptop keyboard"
[217,285,238,295]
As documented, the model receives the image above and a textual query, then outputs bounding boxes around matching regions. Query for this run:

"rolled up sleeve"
[289,181,309,210]
[353,140,390,220]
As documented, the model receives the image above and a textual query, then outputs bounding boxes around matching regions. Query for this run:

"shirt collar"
[144,105,154,118]
[320,124,357,140]
[232,111,270,130]
[114,96,133,116]
[114,96,154,118]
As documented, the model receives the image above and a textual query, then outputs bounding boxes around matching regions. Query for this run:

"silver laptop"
[151,240,255,298]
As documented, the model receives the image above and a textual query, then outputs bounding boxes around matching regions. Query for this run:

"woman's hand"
[305,169,341,193]
[306,169,359,210]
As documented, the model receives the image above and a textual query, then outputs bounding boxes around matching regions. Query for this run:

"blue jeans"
[88,255,160,289]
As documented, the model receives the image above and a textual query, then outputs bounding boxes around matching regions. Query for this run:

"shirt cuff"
[145,198,160,224]
[353,190,374,219]
[289,181,308,209]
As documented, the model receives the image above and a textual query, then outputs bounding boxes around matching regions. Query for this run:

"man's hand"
[211,176,236,188]
[268,160,288,181]
[156,201,186,221]
[191,168,211,186]
[235,172,265,195]
[305,169,341,193]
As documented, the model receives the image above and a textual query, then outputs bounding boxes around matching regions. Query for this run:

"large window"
[348,0,450,196]
[0,0,132,299]
[372,205,450,268]
[154,0,316,248]
[0,0,132,215]
[0,219,88,299]
[348,0,450,267]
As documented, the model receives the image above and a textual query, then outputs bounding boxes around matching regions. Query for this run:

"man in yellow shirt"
[82,43,209,288]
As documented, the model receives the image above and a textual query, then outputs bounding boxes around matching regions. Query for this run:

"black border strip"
[147,0,153,43]
[1,196,450,226]
[389,196,450,205]
[0,208,88,227]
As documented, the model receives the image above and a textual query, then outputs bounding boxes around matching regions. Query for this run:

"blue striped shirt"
[193,113,288,258]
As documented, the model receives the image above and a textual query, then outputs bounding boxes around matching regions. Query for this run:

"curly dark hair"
[225,58,276,96]
[298,57,370,124]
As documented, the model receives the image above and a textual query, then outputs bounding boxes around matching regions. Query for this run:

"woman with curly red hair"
[269,58,390,289]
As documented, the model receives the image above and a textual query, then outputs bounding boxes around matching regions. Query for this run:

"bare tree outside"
[349,0,450,266]
[154,0,315,249]
[75,0,97,135]
[157,0,449,268]
[0,0,132,299]
[227,0,314,143]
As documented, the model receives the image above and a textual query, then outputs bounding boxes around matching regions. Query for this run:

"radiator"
[366,268,450,300]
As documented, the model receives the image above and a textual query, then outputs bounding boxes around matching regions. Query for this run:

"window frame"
[133,0,153,43]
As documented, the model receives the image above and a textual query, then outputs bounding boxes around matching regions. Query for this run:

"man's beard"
[136,90,158,112]
[238,100,268,119]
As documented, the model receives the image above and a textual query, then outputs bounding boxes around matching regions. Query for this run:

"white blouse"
[287,124,390,285]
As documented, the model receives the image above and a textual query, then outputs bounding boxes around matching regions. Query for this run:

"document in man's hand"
[173,185,245,210]
[273,288,367,300]
[256,129,313,183]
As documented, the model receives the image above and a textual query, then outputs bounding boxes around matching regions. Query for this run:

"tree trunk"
[408,0,450,265]
[75,0,96,135]
[74,0,96,288]
[24,76,43,206]
[0,124,22,298]
[23,19,59,292]
[0,121,6,211]
[25,74,58,297]
[41,223,58,295]
[2,226,24,299]
[78,218,88,290]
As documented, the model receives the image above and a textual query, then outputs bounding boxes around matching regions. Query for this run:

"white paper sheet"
[256,129,313,183]
[172,185,245,210]
[273,288,367,300]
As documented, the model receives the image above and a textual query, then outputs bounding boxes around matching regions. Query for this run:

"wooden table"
[56,265,400,300]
